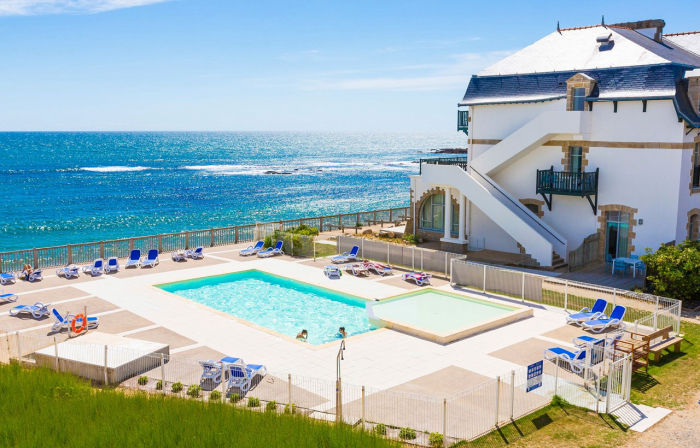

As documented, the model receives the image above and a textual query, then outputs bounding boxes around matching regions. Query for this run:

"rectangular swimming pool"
[368,289,532,344]
[157,270,374,345]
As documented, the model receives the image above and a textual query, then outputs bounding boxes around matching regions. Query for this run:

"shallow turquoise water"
[158,270,374,345]
[372,291,515,333]
[0,131,467,251]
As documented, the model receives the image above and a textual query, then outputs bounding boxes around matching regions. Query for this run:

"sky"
[0,0,697,132]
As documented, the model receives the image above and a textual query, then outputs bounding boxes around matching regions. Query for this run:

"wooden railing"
[536,168,599,196]
[0,206,410,272]
[567,233,600,271]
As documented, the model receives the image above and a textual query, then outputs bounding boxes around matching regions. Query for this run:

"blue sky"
[0,1,696,131]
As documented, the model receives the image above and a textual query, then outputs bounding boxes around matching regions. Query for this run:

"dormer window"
[572,88,586,111]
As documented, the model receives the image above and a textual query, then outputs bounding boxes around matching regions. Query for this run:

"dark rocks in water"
[264,170,293,175]
[430,148,468,154]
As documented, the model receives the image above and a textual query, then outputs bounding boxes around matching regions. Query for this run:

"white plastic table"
[612,257,642,277]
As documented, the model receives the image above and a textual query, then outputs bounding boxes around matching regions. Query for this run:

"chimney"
[613,19,665,42]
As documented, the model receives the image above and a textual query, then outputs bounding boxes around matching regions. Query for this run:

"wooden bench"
[628,325,683,363]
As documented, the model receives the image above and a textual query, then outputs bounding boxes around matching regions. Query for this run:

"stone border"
[689,136,700,196]
[596,204,638,260]
[560,145,589,172]
[687,208,700,241]
[413,187,459,242]
[565,73,596,111]
[518,198,545,218]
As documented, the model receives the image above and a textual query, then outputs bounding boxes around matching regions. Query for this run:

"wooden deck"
[559,261,644,290]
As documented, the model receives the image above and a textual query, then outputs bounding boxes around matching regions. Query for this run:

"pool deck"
[0,239,617,394]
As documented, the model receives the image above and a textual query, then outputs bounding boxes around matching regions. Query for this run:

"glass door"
[605,212,630,259]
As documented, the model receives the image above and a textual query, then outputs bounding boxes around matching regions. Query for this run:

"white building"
[409,19,700,268]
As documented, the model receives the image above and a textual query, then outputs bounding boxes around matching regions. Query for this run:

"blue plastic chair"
[605,254,614,272]
[635,261,646,275]
[612,259,626,277]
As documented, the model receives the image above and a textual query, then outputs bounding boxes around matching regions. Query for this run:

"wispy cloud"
[0,0,172,16]
[301,50,514,92]
[277,49,321,61]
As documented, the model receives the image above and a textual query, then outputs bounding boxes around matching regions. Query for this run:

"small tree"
[642,240,700,304]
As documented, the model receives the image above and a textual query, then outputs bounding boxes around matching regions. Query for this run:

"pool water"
[157,270,374,345]
[371,290,516,333]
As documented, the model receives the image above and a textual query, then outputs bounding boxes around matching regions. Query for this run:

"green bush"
[402,234,417,245]
[137,376,148,386]
[230,393,242,403]
[399,427,416,440]
[171,382,183,393]
[186,384,201,398]
[284,403,297,414]
[374,424,386,435]
[642,240,700,304]
[287,224,319,236]
[209,390,221,402]
[155,381,163,391]
[247,397,260,408]
[428,432,443,447]
[265,400,277,412]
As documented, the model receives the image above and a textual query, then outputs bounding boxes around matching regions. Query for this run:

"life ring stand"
[71,314,87,335]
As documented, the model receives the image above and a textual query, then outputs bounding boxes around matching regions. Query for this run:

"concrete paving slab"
[125,326,197,350]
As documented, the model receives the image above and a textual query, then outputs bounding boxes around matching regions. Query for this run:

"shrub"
[429,432,443,447]
[374,424,386,435]
[247,397,260,408]
[399,427,416,440]
[230,393,242,403]
[284,403,296,414]
[137,376,148,386]
[642,240,700,304]
[209,390,221,402]
[402,234,417,245]
[171,382,183,393]
[155,381,163,391]
[265,401,277,412]
[186,384,201,398]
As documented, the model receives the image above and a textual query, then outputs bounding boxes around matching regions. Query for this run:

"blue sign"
[526,360,543,392]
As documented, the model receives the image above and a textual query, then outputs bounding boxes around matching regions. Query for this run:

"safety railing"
[0,207,409,272]
[419,156,468,174]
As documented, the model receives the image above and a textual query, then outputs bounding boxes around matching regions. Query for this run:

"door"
[605,212,629,259]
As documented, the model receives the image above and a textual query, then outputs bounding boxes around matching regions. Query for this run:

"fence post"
[373,210,377,223]
[654,297,659,331]
[483,265,487,293]
[185,231,190,250]
[412,247,415,271]
[161,353,166,394]
[510,370,515,420]
[84,306,88,335]
[54,336,59,371]
[210,229,215,247]
[288,373,292,409]
[389,209,393,222]
[361,239,364,259]
[564,280,568,311]
[67,245,72,265]
[338,214,342,229]
[320,217,324,232]
[445,253,448,278]
[100,242,105,259]
[521,272,525,302]
[554,358,560,396]
[595,371,601,414]
[33,248,38,269]
[361,386,365,426]
[0,254,2,273]
[291,237,294,257]
[235,227,239,244]
[420,248,423,271]
[15,331,22,364]
[387,242,390,265]
[130,238,134,250]
[104,345,109,386]
[157,235,162,253]
[494,376,501,427]
[605,368,612,413]
[443,398,447,439]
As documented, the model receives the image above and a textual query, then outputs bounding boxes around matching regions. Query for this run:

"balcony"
[536,167,599,213]
[419,156,468,174]
[457,110,469,134]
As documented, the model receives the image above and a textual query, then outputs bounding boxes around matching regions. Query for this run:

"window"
[525,204,539,215]
[569,146,583,173]
[689,214,698,241]
[693,143,700,189]
[605,211,630,259]
[572,87,586,111]
[613,101,618,113]
[420,194,459,233]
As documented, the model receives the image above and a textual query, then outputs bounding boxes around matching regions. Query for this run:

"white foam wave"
[81,166,152,173]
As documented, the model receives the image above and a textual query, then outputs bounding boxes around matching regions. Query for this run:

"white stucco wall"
[676,135,700,243]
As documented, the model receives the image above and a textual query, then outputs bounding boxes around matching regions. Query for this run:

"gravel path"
[625,393,700,447]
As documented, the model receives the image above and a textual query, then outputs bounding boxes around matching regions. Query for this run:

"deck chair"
[0,290,18,303]
[56,265,79,279]
[240,241,264,256]
[257,241,284,258]
[51,308,99,332]
[331,246,359,264]
[582,305,627,333]
[186,247,204,260]
[141,249,159,268]
[0,272,16,285]
[82,259,104,276]
[9,302,51,319]
[566,298,608,325]
[105,257,120,273]
[125,249,142,268]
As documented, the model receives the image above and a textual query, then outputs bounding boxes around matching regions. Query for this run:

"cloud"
[277,49,321,62]
[301,50,515,92]
[0,0,172,16]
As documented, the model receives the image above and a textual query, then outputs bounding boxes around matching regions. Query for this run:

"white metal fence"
[337,236,682,335]
[1,329,632,445]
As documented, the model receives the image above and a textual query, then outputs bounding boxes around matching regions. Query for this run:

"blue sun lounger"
[0,272,16,285]
[141,249,160,268]
[331,245,359,264]
[543,347,589,373]
[24,269,43,282]
[257,241,284,258]
[51,308,99,333]
[582,305,627,333]
[221,357,267,392]
[573,331,624,351]
[186,247,204,259]
[1,290,18,303]
[125,249,142,268]
[105,257,120,273]
[56,265,79,279]
[240,241,264,256]
[566,298,608,325]
[9,302,51,319]
[199,360,224,384]
[82,259,104,276]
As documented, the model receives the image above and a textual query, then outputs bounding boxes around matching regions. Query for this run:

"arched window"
[420,194,459,233]
[689,214,699,241]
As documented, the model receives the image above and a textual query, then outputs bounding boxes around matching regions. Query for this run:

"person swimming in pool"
[337,327,347,338]
[296,329,308,342]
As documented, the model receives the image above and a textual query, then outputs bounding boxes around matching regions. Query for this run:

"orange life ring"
[71,314,87,334]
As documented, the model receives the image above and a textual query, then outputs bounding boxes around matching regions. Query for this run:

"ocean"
[1,132,467,252]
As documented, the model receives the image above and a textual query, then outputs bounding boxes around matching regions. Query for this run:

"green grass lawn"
[0,363,398,448]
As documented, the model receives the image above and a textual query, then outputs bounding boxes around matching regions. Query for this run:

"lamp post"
[336,340,346,423]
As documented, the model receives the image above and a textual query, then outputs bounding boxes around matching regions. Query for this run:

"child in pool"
[296,329,308,342]
[337,327,347,338]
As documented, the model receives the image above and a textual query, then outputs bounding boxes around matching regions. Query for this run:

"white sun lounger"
[566,298,608,325]
[23,269,43,282]
[240,241,264,256]
[186,247,204,259]
[105,257,120,273]
[9,302,51,319]
[0,272,16,285]
[0,290,18,303]
[141,249,159,268]
[257,241,284,258]
[402,272,432,286]
[582,305,627,333]
[331,246,359,264]
[56,265,79,279]
[51,308,99,333]
[125,250,142,268]
[82,259,104,276]
[221,357,267,393]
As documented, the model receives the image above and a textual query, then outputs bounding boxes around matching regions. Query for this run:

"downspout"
[468,106,474,237]
[412,177,416,236]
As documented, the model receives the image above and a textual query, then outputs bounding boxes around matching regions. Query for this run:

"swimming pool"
[368,290,532,344]
[157,270,374,345]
